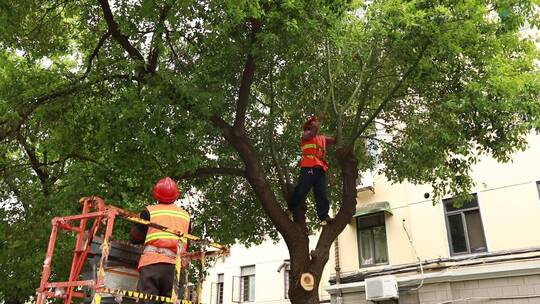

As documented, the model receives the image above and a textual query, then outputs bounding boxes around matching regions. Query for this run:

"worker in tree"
[288,116,336,225]
[130,176,190,303]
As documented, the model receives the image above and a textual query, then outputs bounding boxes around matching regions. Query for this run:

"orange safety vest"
[300,135,329,171]
[137,203,190,270]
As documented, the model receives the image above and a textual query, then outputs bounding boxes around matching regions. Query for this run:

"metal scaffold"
[35,196,229,304]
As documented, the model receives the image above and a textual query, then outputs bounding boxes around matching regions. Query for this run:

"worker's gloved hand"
[181,257,190,268]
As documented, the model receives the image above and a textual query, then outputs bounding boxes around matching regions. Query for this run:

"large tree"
[1,0,539,303]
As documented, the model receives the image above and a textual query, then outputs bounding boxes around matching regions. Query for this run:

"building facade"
[200,237,332,304]
[201,134,540,304]
[326,133,540,303]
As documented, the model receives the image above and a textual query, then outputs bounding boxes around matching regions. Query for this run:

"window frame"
[356,212,389,268]
[443,193,488,256]
[216,273,224,304]
[239,265,255,303]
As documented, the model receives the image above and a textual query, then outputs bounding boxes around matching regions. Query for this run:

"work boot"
[320,216,334,226]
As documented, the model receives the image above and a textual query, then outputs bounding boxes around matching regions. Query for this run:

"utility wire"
[402,219,424,291]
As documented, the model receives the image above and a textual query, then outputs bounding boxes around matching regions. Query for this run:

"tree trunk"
[289,285,321,304]
[211,40,360,303]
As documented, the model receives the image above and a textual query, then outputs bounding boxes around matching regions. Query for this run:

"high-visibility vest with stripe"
[299,135,329,171]
[137,203,190,270]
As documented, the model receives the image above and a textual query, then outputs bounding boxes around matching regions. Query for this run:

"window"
[240,266,255,302]
[443,194,487,255]
[356,213,388,267]
[217,274,224,304]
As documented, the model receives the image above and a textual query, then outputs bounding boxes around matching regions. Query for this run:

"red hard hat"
[152,177,180,203]
[303,116,318,131]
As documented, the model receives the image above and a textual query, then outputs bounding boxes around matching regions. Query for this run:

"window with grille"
[217,274,224,304]
[443,194,487,255]
[240,266,255,302]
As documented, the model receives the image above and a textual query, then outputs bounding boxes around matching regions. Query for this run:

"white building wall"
[201,237,332,304]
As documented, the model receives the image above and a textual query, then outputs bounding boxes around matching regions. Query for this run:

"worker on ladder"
[130,176,190,303]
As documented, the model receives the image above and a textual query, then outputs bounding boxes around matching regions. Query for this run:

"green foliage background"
[0,0,538,302]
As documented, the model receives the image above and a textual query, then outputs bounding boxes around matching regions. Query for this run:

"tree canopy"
[0,0,539,302]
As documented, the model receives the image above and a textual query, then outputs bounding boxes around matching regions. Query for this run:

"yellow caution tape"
[101,287,192,304]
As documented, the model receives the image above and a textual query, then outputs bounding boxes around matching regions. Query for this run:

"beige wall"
[333,133,540,275]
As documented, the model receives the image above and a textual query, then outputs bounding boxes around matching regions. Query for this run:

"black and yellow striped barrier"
[93,287,193,304]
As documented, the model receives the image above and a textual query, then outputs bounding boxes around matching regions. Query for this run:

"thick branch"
[98,0,145,62]
[211,114,297,238]
[232,19,261,132]
[175,167,247,180]
[312,146,358,269]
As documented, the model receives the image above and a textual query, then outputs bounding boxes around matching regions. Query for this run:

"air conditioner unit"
[365,275,398,301]
[356,169,375,192]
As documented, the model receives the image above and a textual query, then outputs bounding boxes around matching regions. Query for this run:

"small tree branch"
[174,167,247,180]
[16,134,50,195]
[351,44,429,143]
[341,48,373,113]
[146,3,172,74]
[233,19,261,132]
[325,43,339,117]
[0,74,132,142]
[352,48,380,136]
[165,30,179,61]
[267,68,292,200]
[81,31,111,79]
[98,0,145,62]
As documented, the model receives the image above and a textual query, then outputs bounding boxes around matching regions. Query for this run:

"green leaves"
[0,0,538,301]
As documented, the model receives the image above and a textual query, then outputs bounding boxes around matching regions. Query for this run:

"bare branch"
[98,0,145,62]
[233,19,261,132]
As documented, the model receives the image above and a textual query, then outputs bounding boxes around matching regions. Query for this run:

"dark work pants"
[288,167,330,220]
[137,263,175,304]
